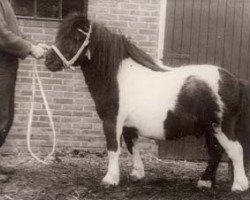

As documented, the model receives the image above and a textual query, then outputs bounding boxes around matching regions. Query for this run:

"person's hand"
[37,43,50,51]
[30,44,46,59]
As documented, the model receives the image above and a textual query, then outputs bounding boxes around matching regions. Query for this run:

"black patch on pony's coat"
[164,76,220,140]
[218,69,241,141]
[201,133,224,185]
[122,127,138,154]
[235,79,250,172]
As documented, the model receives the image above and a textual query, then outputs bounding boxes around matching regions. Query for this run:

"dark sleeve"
[0,7,31,59]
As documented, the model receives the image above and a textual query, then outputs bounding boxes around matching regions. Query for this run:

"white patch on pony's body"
[102,151,120,186]
[130,139,145,181]
[102,118,124,186]
[214,129,249,191]
[117,58,221,140]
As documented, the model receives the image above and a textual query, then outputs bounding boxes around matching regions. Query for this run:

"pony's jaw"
[45,50,64,72]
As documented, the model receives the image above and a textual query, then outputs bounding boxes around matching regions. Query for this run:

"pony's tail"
[236,79,250,176]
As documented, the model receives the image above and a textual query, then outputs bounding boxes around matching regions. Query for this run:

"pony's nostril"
[45,51,54,62]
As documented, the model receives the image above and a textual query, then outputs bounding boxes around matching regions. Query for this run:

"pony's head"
[45,12,91,72]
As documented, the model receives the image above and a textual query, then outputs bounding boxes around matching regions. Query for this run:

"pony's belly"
[124,112,166,140]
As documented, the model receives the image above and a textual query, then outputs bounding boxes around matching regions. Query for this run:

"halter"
[51,24,92,70]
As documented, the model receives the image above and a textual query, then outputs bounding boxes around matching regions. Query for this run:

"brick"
[120,3,139,10]
[74,86,89,93]
[43,28,58,34]
[84,106,96,111]
[108,21,128,28]
[42,79,62,85]
[72,123,93,129]
[88,6,110,13]
[99,1,119,8]
[139,41,158,47]
[96,14,118,21]
[62,104,83,111]
[73,111,93,117]
[139,29,158,35]
[42,21,60,28]
[21,90,32,96]
[53,85,74,92]
[52,73,74,79]
[129,22,148,29]
[36,72,52,78]
[140,16,158,23]
[131,0,150,3]
[130,10,150,16]
[33,34,54,41]
[31,122,50,128]
[17,71,30,77]
[23,27,44,33]
[64,92,85,98]
[53,110,72,116]
[140,4,159,10]
[18,77,32,83]
[18,19,43,27]
[54,98,73,104]
[119,15,138,22]
[110,8,130,15]
[15,96,31,102]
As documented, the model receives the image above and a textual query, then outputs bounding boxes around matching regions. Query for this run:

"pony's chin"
[45,63,63,72]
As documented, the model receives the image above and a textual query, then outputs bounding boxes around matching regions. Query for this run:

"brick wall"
[1,0,161,155]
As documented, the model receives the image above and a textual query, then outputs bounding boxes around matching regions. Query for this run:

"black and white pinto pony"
[45,13,250,192]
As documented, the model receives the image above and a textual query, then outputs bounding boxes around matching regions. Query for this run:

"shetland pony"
[45,13,250,192]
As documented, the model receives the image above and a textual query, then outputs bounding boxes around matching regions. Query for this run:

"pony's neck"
[80,62,119,119]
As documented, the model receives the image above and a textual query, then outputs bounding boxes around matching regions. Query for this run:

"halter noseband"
[51,24,92,70]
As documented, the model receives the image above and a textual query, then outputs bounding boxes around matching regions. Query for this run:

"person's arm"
[0,9,32,59]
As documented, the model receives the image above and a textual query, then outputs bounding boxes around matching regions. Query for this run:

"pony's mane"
[89,22,166,79]
[56,13,166,83]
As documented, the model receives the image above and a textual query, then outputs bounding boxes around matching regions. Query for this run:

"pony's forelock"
[56,12,90,41]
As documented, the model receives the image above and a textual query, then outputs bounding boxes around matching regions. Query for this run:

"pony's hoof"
[130,169,145,182]
[231,177,249,192]
[197,179,212,189]
[101,175,119,187]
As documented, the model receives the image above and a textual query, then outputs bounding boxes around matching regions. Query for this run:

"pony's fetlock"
[101,173,120,187]
[231,175,249,192]
[197,179,212,189]
[130,168,145,182]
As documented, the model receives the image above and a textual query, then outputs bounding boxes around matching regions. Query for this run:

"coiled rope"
[27,59,56,164]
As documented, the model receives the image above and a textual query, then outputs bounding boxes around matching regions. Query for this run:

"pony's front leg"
[102,119,123,186]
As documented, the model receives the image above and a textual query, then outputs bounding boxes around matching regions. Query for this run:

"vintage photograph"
[0,0,250,199]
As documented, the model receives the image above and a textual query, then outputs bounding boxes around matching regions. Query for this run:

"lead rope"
[27,59,56,164]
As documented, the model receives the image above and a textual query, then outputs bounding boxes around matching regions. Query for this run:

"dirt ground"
[0,151,249,200]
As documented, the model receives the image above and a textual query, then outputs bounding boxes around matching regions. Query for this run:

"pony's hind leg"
[123,127,145,181]
[198,133,224,189]
[101,119,123,186]
[214,127,249,192]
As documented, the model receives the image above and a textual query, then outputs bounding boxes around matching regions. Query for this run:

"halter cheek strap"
[51,24,92,70]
